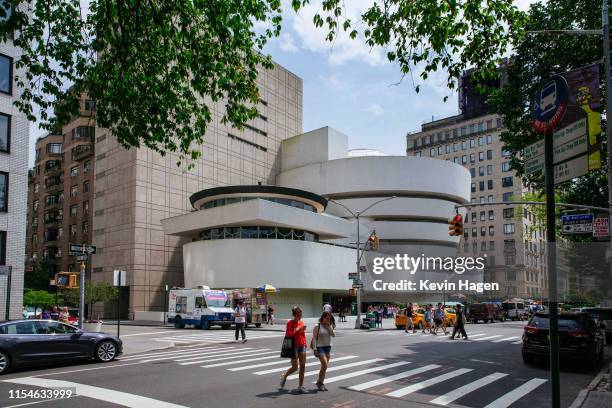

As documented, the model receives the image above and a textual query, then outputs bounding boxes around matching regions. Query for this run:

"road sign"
[532,76,569,134]
[69,243,96,255]
[0,265,11,275]
[352,279,361,285]
[348,272,359,280]
[593,217,609,238]
[76,254,88,262]
[359,265,366,273]
[352,283,364,289]
[554,155,589,184]
[561,214,593,234]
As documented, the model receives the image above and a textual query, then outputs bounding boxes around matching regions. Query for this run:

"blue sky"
[27,0,538,162]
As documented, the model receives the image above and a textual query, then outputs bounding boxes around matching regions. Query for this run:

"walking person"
[450,304,468,340]
[323,303,336,328]
[338,307,345,323]
[234,301,247,343]
[405,302,416,333]
[280,306,308,393]
[311,311,335,391]
[423,305,432,334]
[432,303,446,335]
[267,304,275,325]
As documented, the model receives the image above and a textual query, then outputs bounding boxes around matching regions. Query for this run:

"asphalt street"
[0,321,606,408]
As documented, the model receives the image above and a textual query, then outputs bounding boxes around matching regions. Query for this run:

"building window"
[487,180,493,190]
[82,222,88,234]
[487,165,493,175]
[0,172,7,212]
[72,126,95,140]
[488,195,494,203]
[46,143,62,154]
[478,136,484,146]
[462,155,467,164]
[504,223,516,234]
[470,168,476,177]
[502,192,513,202]
[488,210,494,220]
[501,162,511,172]
[83,160,91,173]
[481,241,487,251]
[461,127,466,136]
[0,54,12,95]
[33,200,38,212]
[461,140,466,150]
[479,196,485,204]
[486,134,493,144]
[0,113,10,153]
[478,151,483,161]
[506,270,516,281]
[453,143,458,152]
[470,153,475,163]
[471,213,476,223]
[438,146,443,155]
[70,166,79,177]
[83,201,89,215]
[479,166,485,176]
[479,181,484,191]
[453,157,458,163]
[471,182,476,193]
[486,150,492,160]
[471,227,477,237]
[489,225,495,236]
[84,100,96,111]
[430,148,435,157]
[469,124,475,135]
[83,180,89,194]
[503,208,514,218]
[58,227,63,239]
[502,149,511,157]
[70,224,77,237]
[469,138,475,148]
[70,205,77,217]
[445,144,450,154]
[489,240,495,250]
[497,118,502,128]
[480,211,485,221]
[70,185,78,197]
[414,151,421,157]
[34,183,39,194]
[502,176,513,187]
[0,230,5,265]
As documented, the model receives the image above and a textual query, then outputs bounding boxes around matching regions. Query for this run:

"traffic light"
[448,214,464,236]
[368,232,380,251]
[349,288,358,296]
[55,272,79,288]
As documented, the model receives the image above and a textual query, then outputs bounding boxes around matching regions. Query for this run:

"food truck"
[229,288,270,327]
[168,286,235,329]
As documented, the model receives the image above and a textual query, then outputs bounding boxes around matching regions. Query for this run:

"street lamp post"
[329,196,396,329]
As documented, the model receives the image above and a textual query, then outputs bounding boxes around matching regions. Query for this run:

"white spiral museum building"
[162,127,471,317]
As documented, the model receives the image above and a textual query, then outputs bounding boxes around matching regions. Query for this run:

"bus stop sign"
[532,75,569,134]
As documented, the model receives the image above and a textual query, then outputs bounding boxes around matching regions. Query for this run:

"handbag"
[281,320,296,358]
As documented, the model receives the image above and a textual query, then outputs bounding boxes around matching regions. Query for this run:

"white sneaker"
[296,386,307,394]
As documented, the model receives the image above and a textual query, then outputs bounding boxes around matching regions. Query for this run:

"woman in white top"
[311,311,335,391]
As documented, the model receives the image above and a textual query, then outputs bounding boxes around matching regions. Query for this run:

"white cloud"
[291,0,385,66]
[364,103,384,116]
[279,33,298,53]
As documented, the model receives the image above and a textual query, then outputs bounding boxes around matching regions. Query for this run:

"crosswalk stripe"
[473,335,503,341]
[386,368,473,398]
[512,340,523,344]
[121,347,224,360]
[174,348,260,362]
[465,333,487,338]
[482,378,547,408]
[349,364,441,391]
[121,347,232,362]
[192,350,276,364]
[492,336,520,343]
[429,372,508,406]
[202,353,280,368]
[179,348,269,365]
[254,355,358,375]
[228,356,318,371]
[287,358,384,380]
[320,361,411,384]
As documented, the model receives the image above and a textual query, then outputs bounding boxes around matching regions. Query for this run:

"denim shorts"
[294,346,307,354]
[316,346,331,356]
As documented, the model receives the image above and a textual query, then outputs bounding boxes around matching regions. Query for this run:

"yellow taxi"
[444,308,456,327]
[395,306,425,329]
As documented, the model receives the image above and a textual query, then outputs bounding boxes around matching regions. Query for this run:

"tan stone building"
[406,113,547,300]
[26,97,96,276]
[91,64,302,319]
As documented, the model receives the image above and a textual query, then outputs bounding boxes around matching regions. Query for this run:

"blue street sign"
[532,76,569,134]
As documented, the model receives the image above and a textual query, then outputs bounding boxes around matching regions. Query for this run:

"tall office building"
[25,96,96,277]
[406,70,546,300]
[0,26,30,319]
[91,64,302,319]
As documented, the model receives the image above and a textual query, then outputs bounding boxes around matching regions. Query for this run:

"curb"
[568,363,610,408]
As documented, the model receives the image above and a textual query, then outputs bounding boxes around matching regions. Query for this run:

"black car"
[522,312,604,370]
[0,320,122,374]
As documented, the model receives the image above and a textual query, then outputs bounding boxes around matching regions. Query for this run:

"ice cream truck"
[168,286,235,329]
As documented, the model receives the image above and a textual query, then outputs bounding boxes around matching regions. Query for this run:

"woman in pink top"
[280,306,307,393]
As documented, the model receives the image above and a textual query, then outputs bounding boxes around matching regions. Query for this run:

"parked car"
[468,303,504,323]
[522,312,604,370]
[571,307,612,343]
[0,320,122,374]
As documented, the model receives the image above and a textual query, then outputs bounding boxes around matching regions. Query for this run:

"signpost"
[113,270,127,337]
[352,282,364,289]
[69,244,96,255]
[561,214,593,234]
[70,243,96,329]
[348,272,359,280]
[593,217,609,238]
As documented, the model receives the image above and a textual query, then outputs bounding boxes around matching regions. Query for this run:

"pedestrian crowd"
[22,305,72,323]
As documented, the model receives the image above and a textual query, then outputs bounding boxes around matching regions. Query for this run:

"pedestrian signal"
[55,272,79,288]
[368,232,380,251]
[448,214,464,236]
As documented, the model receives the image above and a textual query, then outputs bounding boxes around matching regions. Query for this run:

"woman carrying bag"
[311,311,335,391]
[280,306,307,393]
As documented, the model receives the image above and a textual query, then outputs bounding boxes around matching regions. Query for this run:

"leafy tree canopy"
[0,0,525,165]
[23,289,57,307]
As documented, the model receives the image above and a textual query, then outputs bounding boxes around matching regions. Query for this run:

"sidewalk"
[571,362,612,408]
